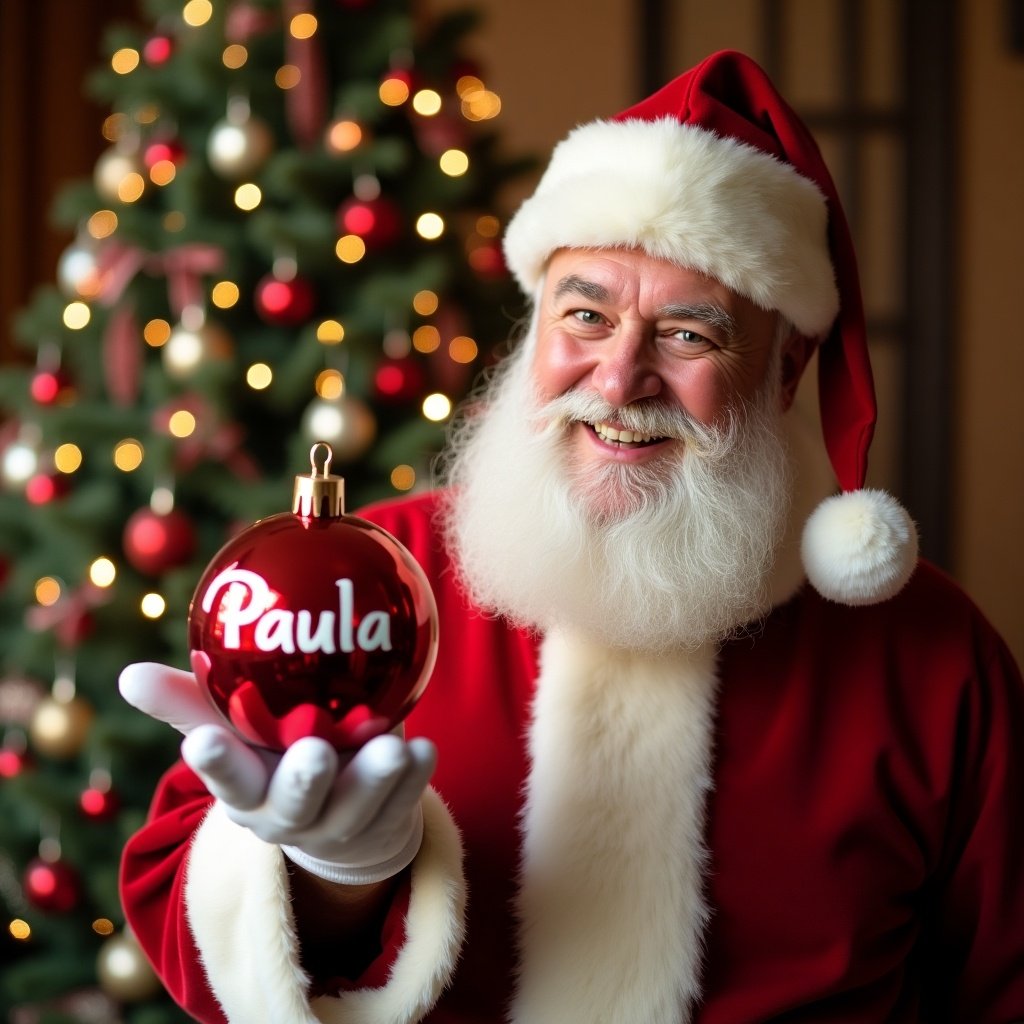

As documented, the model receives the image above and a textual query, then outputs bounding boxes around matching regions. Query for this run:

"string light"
[315,369,344,399]
[111,48,140,75]
[141,593,166,618]
[93,918,116,936]
[412,290,439,315]
[439,149,468,177]
[289,13,318,38]
[118,172,146,203]
[234,183,262,211]
[412,325,441,353]
[412,89,442,116]
[211,281,240,308]
[379,76,410,107]
[275,65,301,90]
[455,75,484,98]
[335,235,366,263]
[113,440,144,472]
[168,410,197,437]
[448,335,478,363]
[391,465,416,491]
[415,213,444,240]
[182,0,213,28]
[54,444,83,473]
[89,558,117,588]
[143,319,171,347]
[246,363,273,389]
[476,214,501,237]
[223,44,248,68]
[9,920,31,942]
[422,392,452,421]
[461,89,501,122]
[101,113,127,141]
[63,302,91,330]
[149,160,176,186]
[325,120,362,153]
[87,210,118,239]
[317,319,345,344]
[34,577,62,606]
[163,211,186,232]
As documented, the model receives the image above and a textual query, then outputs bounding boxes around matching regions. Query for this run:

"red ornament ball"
[143,138,186,169]
[336,196,402,249]
[80,785,121,821]
[30,368,75,405]
[374,358,425,403]
[25,473,69,505]
[188,509,438,752]
[254,274,316,326]
[143,34,174,66]
[123,507,197,576]
[0,747,29,778]
[24,857,80,913]
[468,240,508,279]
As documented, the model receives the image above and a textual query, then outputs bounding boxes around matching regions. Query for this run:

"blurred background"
[0,0,1020,1019]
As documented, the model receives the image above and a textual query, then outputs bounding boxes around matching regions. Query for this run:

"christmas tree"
[0,0,529,1018]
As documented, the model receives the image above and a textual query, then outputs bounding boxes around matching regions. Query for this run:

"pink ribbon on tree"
[283,0,328,148]
[25,582,110,648]
[152,393,261,480]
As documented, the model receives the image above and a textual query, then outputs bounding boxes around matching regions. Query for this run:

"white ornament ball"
[301,396,377,461]
[96,929,162,1002]
[94,148,142,202]
[57,243,101,299]
[207,116,274,178]
[162,321,234,379]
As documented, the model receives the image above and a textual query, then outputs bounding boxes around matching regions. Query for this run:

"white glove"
[119,656,436,885]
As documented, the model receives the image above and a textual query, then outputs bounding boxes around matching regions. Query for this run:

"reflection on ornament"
[207,112,274,178]
[162,321,233,379]
[301,395,376,461]
[97,929,162,1002]
[29,694,94,759]
[254,273,315,326]
[23,856,80,913]
[123,507,197,575]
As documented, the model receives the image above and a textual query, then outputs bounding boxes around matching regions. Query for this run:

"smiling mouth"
[591,421,667,447]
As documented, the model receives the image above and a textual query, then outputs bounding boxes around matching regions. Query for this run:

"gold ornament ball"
[97,930,162,1003]
[301,396,377,461]
[162,321,234,379]
[94,148,141,202]
[207,116,274,178]
[29,695,94,759]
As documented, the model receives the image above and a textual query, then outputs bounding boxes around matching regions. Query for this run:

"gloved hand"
[119,655,437,885]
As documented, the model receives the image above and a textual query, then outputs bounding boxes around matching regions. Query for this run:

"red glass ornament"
[336,196,402,249]
[254,274,316,326]
[374,358,425,403]
[23,857,80,913]
[0,747,29,778]
[143,34,174,66]
[25,474,68,505]
[123,507,197,576]
[143,138,186,169]
[79,786,120,821]
[468,240,508,279]
[188,451,438,752]
[30,368,74,405]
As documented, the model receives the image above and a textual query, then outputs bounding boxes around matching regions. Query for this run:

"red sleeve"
[120,762,227,1024]
[121,761,414,1019]
[928,634,1024,1020]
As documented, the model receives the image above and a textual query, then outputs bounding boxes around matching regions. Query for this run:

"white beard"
[439,329,794,653]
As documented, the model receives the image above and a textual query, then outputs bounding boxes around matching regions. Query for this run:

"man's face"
[531,247,807,484]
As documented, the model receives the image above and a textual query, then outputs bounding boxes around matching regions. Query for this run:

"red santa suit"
[121,488,1024,1024]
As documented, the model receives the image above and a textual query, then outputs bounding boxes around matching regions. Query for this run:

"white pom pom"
[801,489,918,606]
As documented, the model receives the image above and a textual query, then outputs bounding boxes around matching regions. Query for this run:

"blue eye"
[572,309,604,325]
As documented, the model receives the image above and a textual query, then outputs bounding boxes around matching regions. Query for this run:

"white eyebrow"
[656,302,738,338]
[552,275,612,303]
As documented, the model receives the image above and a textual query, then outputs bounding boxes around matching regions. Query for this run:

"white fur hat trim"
[503,116,840,338]
[801,488,918,605]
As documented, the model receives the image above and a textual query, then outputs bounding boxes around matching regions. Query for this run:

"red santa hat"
[503,49,917,606]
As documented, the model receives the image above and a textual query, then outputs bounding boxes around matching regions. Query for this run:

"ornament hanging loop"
[294,441,344,518]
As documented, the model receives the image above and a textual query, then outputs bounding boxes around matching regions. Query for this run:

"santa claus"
[120,51,1024,1023]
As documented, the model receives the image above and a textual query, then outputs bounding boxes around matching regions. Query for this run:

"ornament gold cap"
[293,442,345,518]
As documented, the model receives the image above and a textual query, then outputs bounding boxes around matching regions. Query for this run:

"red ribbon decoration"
[283,0,328,149]
[25,582,110,648]
[152,392,261,481]
[103,302,142,407]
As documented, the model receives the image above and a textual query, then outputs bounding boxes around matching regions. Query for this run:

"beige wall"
[436,0,1024,666]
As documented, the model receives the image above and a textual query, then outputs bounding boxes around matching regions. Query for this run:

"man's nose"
[590,329,662,408]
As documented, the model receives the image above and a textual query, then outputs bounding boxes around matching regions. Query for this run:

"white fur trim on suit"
[512,630,719,1024]
[801,488,918,605]
[185,788,466,1024]
[503,117,839,338]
